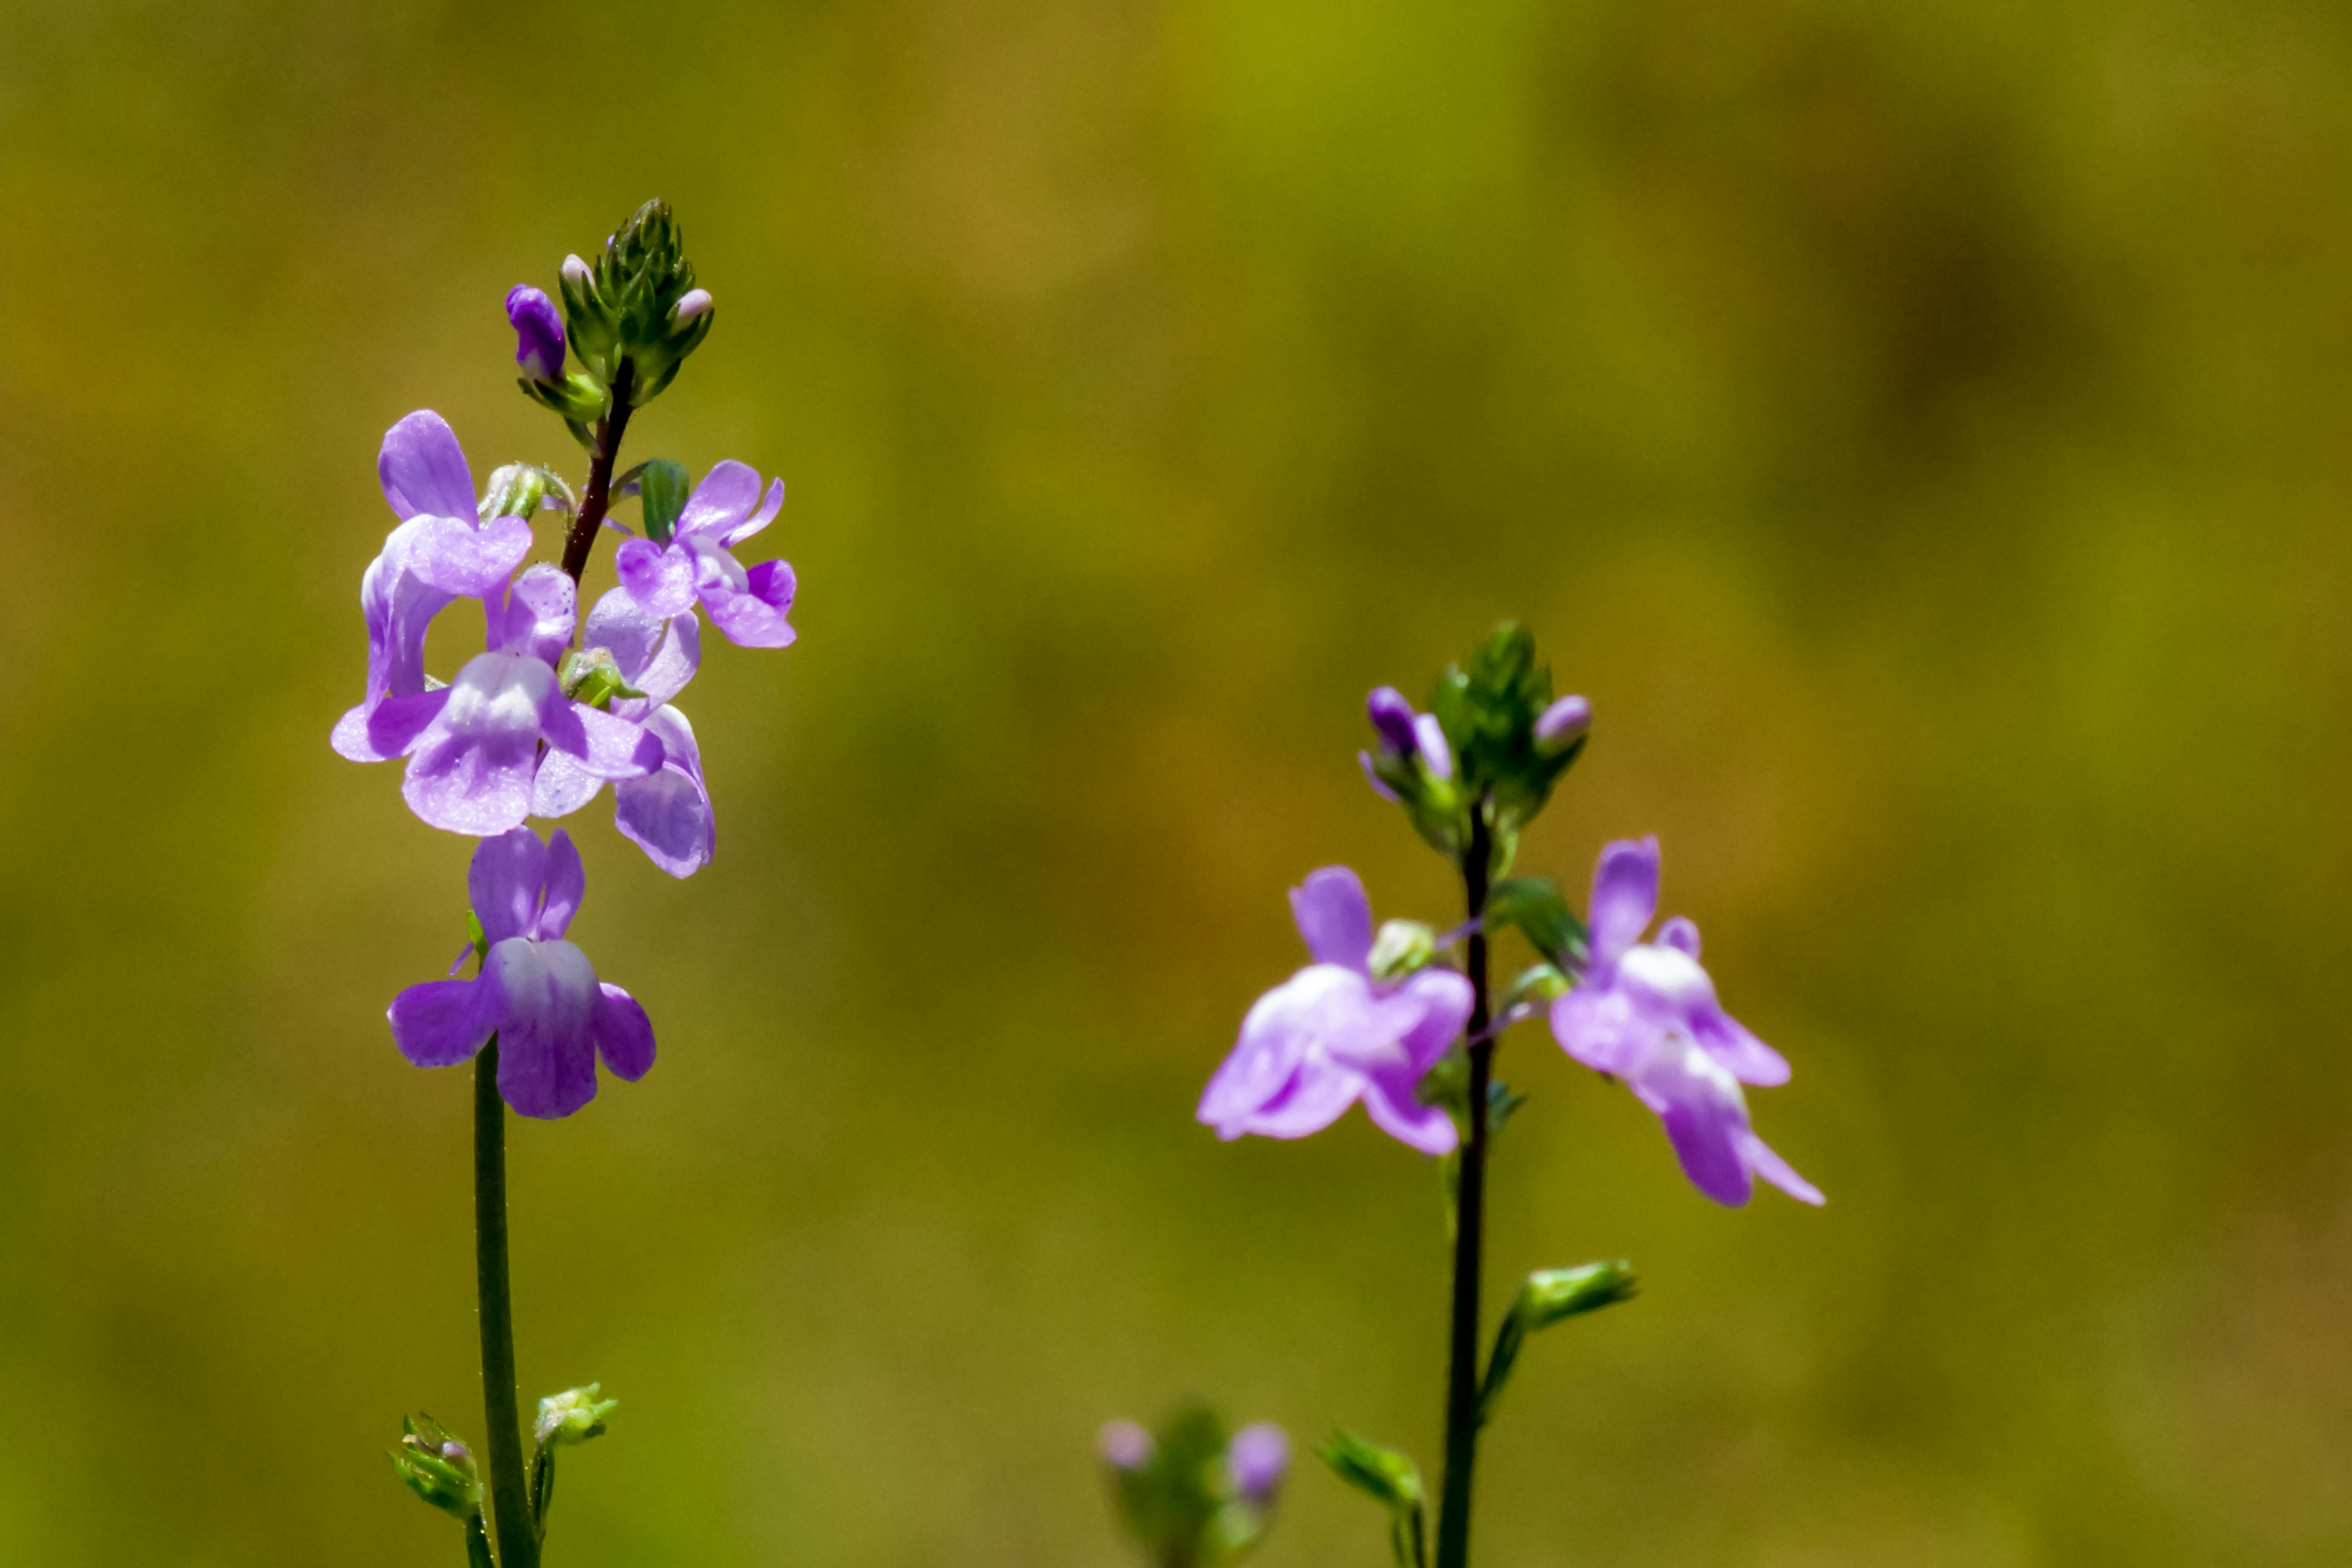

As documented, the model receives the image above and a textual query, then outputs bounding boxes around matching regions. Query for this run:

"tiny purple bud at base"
[1366,685,1419,756]
[505,285,566,382]
[1536,693,1591,748]
[673,287,713,323]
[1099,1420,1154,1471]
[1228,1423,1289,1500]
[562,253,591,284]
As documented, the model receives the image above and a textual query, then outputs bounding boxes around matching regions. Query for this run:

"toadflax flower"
[339,564,664,836]
[334,412,535,747]
[1359,685,1453,800]
[1199,868,1472,1155]
[1227,1423,1289,1503]
[610,460,797,649]
[532,591,717,877]
[1549,837,1821,1208]
[388,827,655,1118]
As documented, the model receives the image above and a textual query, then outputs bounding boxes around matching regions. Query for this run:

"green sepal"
[1426,622,1586,842]
[557,647,647,710]
[632,458,691,543]
[519,372,608,425]
[1500,962,1570,1014]
[1317,1431,1428,1568]
[1368,920,1439,983]
[560,200,714,409]
[1484,877,1589,969]
[390,1412,481,1521]
[1477,1262,1638,1426]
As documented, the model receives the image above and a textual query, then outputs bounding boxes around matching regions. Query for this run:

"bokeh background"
[3,0,2349,1561]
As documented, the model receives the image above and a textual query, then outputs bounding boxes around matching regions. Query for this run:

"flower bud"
[562,253,591,284]
[1365,686,1419,757]
[1227,1423,1289,1502]
[533,1384,618,1447]
[391,1413,482,1521]
[1098,1419,1155,1471]
[672,287,713,323]
[1368,919,1437,982]
[505,285,567,381]
[1412,712,1454,782]
[1535,693,1591,752]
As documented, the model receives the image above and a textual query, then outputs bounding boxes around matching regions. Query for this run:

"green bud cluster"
[525,1384,619,1547]
[1424,622,1588,875]
[559,200,712,410]
[1105,1404,1279,1567]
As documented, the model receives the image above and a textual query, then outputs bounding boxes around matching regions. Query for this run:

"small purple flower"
[1227,1423,1289,1502]
[1098,1420,1155,1472]
[1550,837,1821,1208]
[532,590,717,877]
[611,461,797,649]
[339,564,664,837]
[1198,868,1471,1155]
[1535,693,1591,749]
[333,412,535,751]
[1359,686,1453,799]
[388,827,655,1119]
[672,287,713,323]
[505,285,566,381]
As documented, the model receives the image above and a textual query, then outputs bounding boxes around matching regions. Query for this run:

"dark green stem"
[475,1042,538,1568]
[559,359,636,587]
[1434,807,1494,1568]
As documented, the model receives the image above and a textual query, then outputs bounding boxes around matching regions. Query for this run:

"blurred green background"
[3,0,2349,1561]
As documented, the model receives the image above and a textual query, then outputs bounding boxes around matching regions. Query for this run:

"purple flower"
[1098,1420,1154,1472]
[1535,693,1591,749]
[532,590,717,877]
[388,827,655,1119]
[1198,868,1471,1155]
[332,412,535,750]
[506,285,566,381]
[1360,685,1453,799]
[1550,837,1821,1208]
[611,461,797,649]
[338,564,664,837]
[1227,1424,1289,1501]
[672,287,713,323]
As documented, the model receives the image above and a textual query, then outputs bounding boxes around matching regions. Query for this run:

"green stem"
[1434,807,1494,1568]
[475,1042,538,1568]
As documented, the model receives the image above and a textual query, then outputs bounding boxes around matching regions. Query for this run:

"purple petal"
[1736,1128,1825,1205]
[388,976,497,1068]
[698,557,798,649]
[1359,750,1401,802]
[1393,966,1474,1074]
[333,687,450,763]
[537,829,584,940]
[486,564,576,663]
[583,593,701,707]
[1289,867,1374,971]
[1359,1062,1459,1153]
[529,752,608,819]
[1550,981,1665,1078]
[469,828,550,945]
[1588,837,1660,963]
[1656,916,1700,958]
[505,285,566,381]
[1227,1425,1290,1501]
[487,938,601,1119]
[615,538,698,618]
[1535,693,1591,747]
[1635,1040,1757,1208]
[674,460,764,541]
[1689,1002,1790,1087]
[592,982,656,1080]
[549,703,665,780]
[720,478,786,547]
[1365,687,1419,756]
[409,514,534,598]
[613,707,715,878]
[1199,971,1320,1134]
[378,410,477,523]
[1412,714,1453,782]
[404,729,540,835]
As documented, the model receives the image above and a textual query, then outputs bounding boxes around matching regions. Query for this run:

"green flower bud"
[557,647,647,710]
[479,463,576,522]
[1478,1262,1637,1426]
[534,1384,618,1447]
[1368,919,1438,982]
[390,1413,482,1521]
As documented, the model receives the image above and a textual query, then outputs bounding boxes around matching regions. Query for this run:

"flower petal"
[1656,916,1700,958]
[1690,1003,1790,1087]
[698,559,797,648]
[614,538,698,618]
[720,477,786,547]
[1550,982,1665,1078]
[333,688,450,763]
[612,707,714,878]
[1289,867,1374,971]
[592,982,657,1080]
[529,752,608,819]
[487,938,601,1119]
[583,594,700,710]
[378,410,477,523]
[1393,966,1474,1074]
[1588,836,1660,963]
[1736,1128,1823,1205]
[410,514,534,598]
[404,729,539,835]
[548,703,665,780]
[388,976,497,1068]
[674,459,764,541]
[469,828,549,945]
[487,564,576,663]
[537,829,584,940]
[1359,1068,1460,1155]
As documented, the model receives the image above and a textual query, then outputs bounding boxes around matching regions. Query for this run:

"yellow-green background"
[2,0,2346,1562]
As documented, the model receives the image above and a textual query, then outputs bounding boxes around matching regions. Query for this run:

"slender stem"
[475,1042,538,1568]
[558,359,637,587]
[1434,807,1494,1568]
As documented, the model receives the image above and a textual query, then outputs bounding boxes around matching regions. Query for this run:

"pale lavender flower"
[1099,1420,1154,1472]
[532,591,717,877]
[388,827,655,1119]
[338,564,663,837]
[332,412,535,750]
[1550,837,1821,1208]
[611,461,797,649]
[1535,693,1591,748]
[1227,1424,1289,1501]
[672,287,713,323]
[505,285,566,380]
[1198,868,1471,1155]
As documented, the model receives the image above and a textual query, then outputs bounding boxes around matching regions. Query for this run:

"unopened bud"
[391,1413,482,1520]
[1368,919,1437,982]
[1365,686,1419,757]
[562,253,592,284]
[1227,1423,1289,1502]
[505,285,567,381]
[1535,694,1591,751]
[534,1384,618,1447]
[1412,713,1454,782]
[1098,1419,1155,1471]
[671,287,713,323]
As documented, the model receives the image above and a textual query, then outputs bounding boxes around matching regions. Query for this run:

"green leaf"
[1485,878,1588,968]
[634,458,692,543]
[1317,1431,1427,1568]
[1479,1262,1638,1426]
